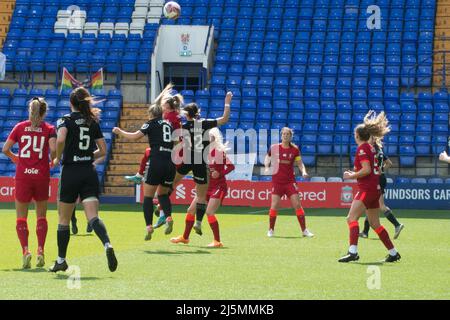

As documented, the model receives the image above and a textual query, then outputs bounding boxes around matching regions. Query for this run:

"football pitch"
[0,203,449,300]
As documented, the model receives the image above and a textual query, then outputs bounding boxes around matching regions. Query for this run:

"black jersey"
[139,117,174,159]
[374,144,388,174]
[57,112,103,165]
[182,119,218,165]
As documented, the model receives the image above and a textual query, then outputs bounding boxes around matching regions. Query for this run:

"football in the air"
[163,1,181,20]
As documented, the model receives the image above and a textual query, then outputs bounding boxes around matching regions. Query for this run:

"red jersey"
[7,120,56,180]
[208,148,235,189]
[268,144,301,184]
[354,142,380,192]
[163,110,181,130]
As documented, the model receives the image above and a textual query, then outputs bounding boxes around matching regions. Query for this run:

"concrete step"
[113,142,148,153]
[109,153,143,162]
[105,175,138,186]
[108,164,141,175]
[104,186,135,196]
[119,119,147,130]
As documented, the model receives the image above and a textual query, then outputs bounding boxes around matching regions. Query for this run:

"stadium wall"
[137,180,450,210]
[0,177,447,210]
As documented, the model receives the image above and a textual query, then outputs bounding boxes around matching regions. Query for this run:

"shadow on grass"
[54,274,105,281]
[1,268,48,273]
[143,249,211,255]
[354,261,395,267]
[272,236,303,239]
[71,234,94,237]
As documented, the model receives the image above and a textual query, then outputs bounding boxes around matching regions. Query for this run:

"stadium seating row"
[0,88,122,181]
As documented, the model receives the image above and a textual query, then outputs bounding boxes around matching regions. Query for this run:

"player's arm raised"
[216,92,232,126]
[344,161,371,180]
[112,127,145,141]
[2,138,18,164]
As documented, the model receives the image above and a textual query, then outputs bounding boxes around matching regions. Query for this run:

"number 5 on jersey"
[79,127,91,150]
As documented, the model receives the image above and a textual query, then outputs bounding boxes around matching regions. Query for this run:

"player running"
[171,128,235,247]
[359,137,404,239]
[2,97,56,268]
[339,111,401,263]
[170,92,232,242]
[264,127,314,238]
[71,155,105,235]
[113,103,176,241]
[49,87,118,273]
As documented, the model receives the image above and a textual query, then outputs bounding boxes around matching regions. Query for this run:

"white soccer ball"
[163,1,181,20]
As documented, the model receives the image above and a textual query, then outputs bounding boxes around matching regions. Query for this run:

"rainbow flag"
[60,67,82,92]
[90,68,103,90]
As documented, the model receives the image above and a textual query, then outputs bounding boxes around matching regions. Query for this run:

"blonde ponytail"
[28,97,47,128]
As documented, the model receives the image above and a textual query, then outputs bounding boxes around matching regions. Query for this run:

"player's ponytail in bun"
[183,103,200,119]
[28,97,48,128]
[70,87,100,125]
[166,94,183,112]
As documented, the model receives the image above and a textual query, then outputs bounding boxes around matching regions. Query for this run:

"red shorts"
[15,179,50,203]
[207,183,227,202]
[354,191,381,209]
[272,182,298,198]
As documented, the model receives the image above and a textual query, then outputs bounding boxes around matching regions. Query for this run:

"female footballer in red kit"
[338,111,401,263]
[264,127,314,238]
[2,97,56,268]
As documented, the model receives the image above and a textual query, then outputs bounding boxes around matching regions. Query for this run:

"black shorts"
[379,174,387,194]
[144,157,176,187]
[59,164,99,203]
[177,163,209,185]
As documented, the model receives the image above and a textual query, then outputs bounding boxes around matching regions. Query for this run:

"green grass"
[0,203,449,300]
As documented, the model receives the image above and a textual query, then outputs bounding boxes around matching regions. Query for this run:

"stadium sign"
[137,181,450,210]
[0,177,58,202]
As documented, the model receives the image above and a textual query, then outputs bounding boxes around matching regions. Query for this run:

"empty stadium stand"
[0,86,122,186]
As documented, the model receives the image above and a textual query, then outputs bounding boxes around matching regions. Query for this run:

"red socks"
[269,209,277,230]
[375,226,394,250]
[296,208,306,231]
[183,213,195,240]
[348,221,359,246]
[207,215,220,242]
[36,217,48,254]
[16,218,29,255]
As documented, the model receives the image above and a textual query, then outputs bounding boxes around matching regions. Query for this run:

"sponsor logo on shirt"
[73,156,92,162]
[75,119,86,125]
[24,168,39,175]
[359,149,366,155]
